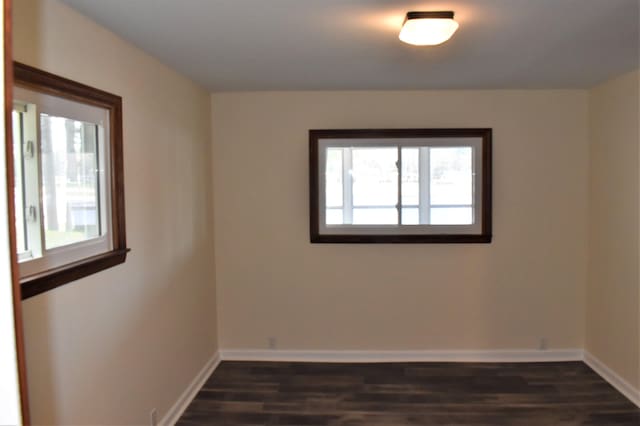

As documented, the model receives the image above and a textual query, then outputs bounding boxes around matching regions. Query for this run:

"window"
[310,128,492,243]
[12,62,128,299]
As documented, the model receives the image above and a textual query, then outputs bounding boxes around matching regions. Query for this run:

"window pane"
[430,147,473,205]
[12,111,27,254]
[401,207,419,225]
[325,148,343,208]
[326,208,343,225]
[430,207,473,225]
[41,115,101,249]
[401,147,419,209]
[352,147,397,207]
[353,208,397,225]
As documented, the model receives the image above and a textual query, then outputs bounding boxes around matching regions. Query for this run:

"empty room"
[0,0,639,425]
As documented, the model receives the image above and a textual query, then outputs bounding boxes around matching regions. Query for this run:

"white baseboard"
[160,352,221,426]
[219,348,583,363]
[583,350,640,408]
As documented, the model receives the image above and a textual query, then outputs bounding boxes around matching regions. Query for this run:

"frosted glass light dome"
[399,11,459,46]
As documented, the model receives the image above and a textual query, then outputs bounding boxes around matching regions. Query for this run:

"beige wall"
[211,90,589,351]
[587,70,640,390]
[14,1,217,424]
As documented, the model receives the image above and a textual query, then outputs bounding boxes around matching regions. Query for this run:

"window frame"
[309,128,492,244]
[14,62,128,299]
[14,89,112,272]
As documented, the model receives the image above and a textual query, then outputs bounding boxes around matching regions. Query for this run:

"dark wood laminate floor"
[177,361,640,426]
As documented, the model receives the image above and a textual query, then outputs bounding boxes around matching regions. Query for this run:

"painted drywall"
[587,70,640,391]
[14,0,217,424]
[211,90,588,352]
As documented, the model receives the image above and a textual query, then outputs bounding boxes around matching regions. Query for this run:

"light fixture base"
[405,11,455,22]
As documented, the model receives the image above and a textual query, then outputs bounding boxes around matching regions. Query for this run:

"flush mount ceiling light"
[399,11,459,46]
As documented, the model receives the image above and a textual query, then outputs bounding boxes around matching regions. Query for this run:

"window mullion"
[94,124,103,236]
[419,147,431,225]
[37,113,47,256]
[37,129,47,255]
[397,146,402,225]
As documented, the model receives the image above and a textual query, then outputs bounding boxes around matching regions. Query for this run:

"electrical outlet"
[268,336,277,349]
[150,408,158,426]
[539,337,548,350]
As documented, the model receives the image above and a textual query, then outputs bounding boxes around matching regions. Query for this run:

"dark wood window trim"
[13,62,129,299]
[309,128,492,244]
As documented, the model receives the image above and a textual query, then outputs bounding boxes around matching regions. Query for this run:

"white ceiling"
[60,0,639,91]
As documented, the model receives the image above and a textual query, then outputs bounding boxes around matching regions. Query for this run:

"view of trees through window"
[40,115,101,249]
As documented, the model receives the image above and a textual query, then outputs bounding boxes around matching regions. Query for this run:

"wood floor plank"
[177,361,640,425]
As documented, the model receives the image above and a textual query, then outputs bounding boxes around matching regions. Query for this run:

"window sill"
[310,234,492,244]
[20,248,130,299]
